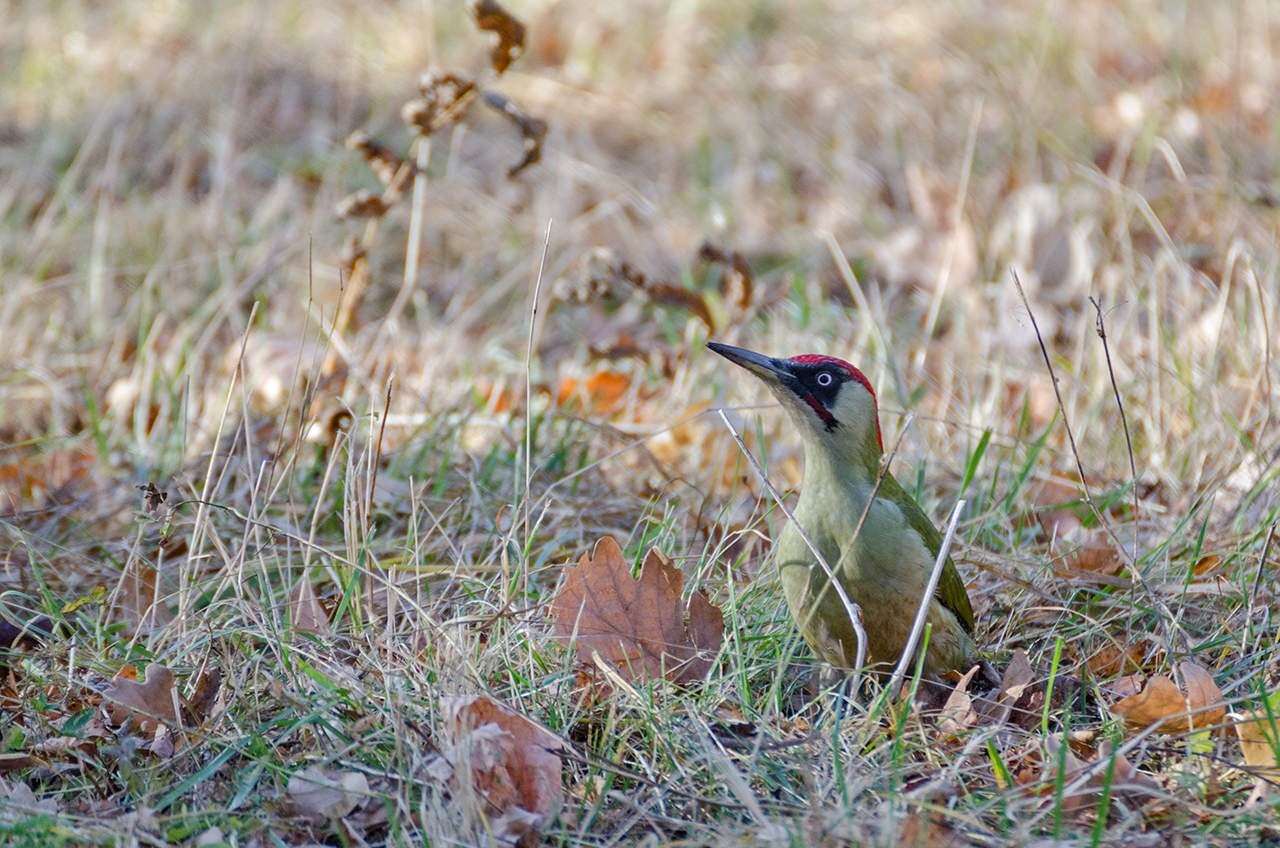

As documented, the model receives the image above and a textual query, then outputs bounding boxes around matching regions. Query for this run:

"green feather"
[878,473,976,634]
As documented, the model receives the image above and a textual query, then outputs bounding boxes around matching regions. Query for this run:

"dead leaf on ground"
[1054,538,1125,583]
[938,665,980,734]
[1085,642,1145,678]
[288,766,370,820]
[471,0,525,74]
[1193,554,1223,577]
[443,694,563,846]
[897,811,965,847]
[1231,706,1280,805]
[1110,660,1225,732]
[1042,736,1161,816]
[103,664,180,733]
[182,666,222,725]
[290,577,332,636]
[549,537,724,685]
[556,371,632,414]
[117,562,173,633]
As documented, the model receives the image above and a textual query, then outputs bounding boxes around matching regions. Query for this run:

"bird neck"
[800,426,883,502]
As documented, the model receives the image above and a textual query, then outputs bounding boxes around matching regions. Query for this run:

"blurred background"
[3,1,1280,843]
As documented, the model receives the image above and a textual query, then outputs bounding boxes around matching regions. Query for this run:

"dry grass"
[2,0,1279,844]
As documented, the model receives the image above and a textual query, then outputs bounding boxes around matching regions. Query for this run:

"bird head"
[708,341,883,470]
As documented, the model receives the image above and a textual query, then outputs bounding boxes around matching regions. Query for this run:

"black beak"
[706,342,792,384]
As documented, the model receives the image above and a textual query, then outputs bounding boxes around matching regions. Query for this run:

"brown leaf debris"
[103,664,180,733]
[1109,660,1225,732]
[550,537,723,684]
[443,694,563,846]
[471,0,526,74]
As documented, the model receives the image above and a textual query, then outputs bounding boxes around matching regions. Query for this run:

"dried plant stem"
[716,409,868,683]
[1089,296,1140,562]
[519,219,554,595]
[1012,269,1187,655]
[1244,523,1277,657]
[384,137,432,334]
[886,498,965,698]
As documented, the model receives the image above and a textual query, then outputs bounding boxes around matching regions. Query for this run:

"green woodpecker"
[708,342,977,678]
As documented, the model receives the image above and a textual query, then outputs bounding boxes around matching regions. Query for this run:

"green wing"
[880,474,976,634]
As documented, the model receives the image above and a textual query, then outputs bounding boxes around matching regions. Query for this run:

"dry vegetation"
[2,0,1280,844]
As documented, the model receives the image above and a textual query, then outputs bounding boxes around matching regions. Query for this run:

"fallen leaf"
[103,664,180,733]
[117,563,173,633]
[897,811,964,846]
[939,665,980,734]
[1110,661,1225,732]
[290,577,331,636]
[556,371,631,414]
[182,666,222,725]
[0,778,58,813]
[444,694,563,846]
[1086,643,1145,678]
[1232,704,1280,805]
[1054,539,1124,583]
[472,0,526,74]
[549,537,724,684]
[288,766,370,820]
[999,650,1035,705]
[1192,554,1223,577]
[1043,736,1160,816]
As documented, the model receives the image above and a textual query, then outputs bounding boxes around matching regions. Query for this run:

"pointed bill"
[706,342,790,384]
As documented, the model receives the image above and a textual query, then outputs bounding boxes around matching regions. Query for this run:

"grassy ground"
[3,0,1280,844]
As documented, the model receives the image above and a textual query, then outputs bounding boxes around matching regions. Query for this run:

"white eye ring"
[816,372,833,387]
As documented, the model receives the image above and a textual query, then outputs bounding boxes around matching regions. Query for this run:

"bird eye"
[816,372,833,387]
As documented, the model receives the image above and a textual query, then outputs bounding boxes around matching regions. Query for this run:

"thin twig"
[1089,296,1139,562]
[1245,523,1277,657]
[716,409,868,685]
[521,219,553,589]
[1011,269,1188,655]
[886,498,966,698]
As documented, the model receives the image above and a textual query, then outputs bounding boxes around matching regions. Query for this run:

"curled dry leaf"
[287,766,370,820]
[1231,705,1280,805]
[103,664,180,733]
[443,694,563,846]
[938,665,980,734]
[1085,642,1145,678]
[402,71,476,135]
[290,577,332,636]
[481,90,547,178]
[1054,538,1125,584]
[345,130,407,187]
[549,537,724,685]
[471,0,526,74]
[182,666,222,725]
[335,190,391,220]
[582,251,715,331]
[1042,735,1160,816]
[1110,661,1225,732]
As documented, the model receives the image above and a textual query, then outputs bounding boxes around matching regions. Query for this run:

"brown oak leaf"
[103,664,180,733]
[1109,660,1225,732]
[444,694,563,847]
[550,537,723,684]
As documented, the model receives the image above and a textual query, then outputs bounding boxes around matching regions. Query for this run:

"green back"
[879,474,976,634]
